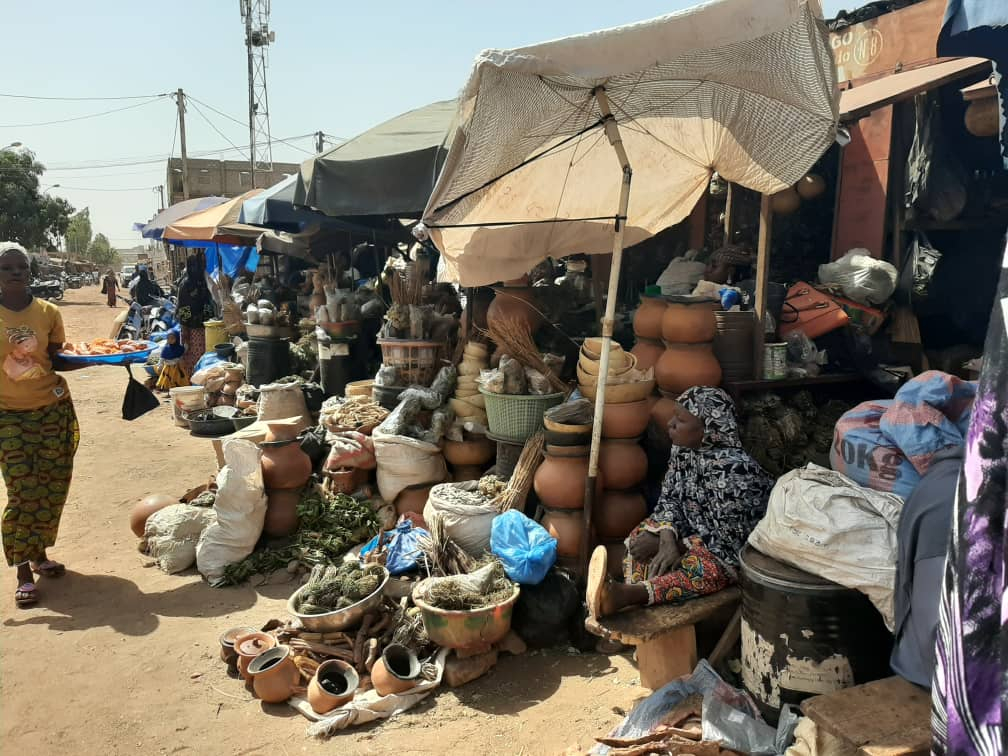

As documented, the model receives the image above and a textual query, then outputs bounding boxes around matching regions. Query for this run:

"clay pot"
[650,392,680,432]
[248,645,302,704]
[966,98,1000,138]
[796,173,826,200]
[600,398,651,439]
[660,300,719,343]
[631,338,665,372]
[598,439,648,490]
[260,439,313,490]
[633,296,667,340]
[771,187,801,215]
[130,493,177,538]
[487,286,542,333]
[542,509,593,558]
[451,464,486,482]
[235,632,276,681]
[443,436,495,467]
[603,541,627,579]
[396,485,433,517]
[655,342,722,394]
[263,487,302,537]
[219,625,256,667]
[263,419,303,443]
[372,644,421,697]
[534,452,603,509]
[595,490,647,540]
[460,288,495,334]
[308,659,360,714]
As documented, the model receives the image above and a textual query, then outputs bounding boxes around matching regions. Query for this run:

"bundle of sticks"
[485,318,568,394]
[493,431,544,512]
[388,261,425,307]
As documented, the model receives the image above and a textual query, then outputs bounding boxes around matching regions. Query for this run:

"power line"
[0,92,169,101]
[188,99,249,161]
[0,96,168,128]
[56,185,155,192]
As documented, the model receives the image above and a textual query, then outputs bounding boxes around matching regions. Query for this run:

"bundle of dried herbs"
[417,560,514,611]
[296,562,386,614]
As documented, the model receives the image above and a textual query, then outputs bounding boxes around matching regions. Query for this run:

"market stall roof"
[421,0,838,285]
[839,56,991,122]
[136,196,229,240]
[294,100,458,218]
[163,190,264,245]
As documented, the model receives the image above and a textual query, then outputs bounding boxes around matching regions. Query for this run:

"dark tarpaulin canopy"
[294,100,458,218]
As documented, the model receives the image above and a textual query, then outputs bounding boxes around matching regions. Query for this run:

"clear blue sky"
[3,0,847,249]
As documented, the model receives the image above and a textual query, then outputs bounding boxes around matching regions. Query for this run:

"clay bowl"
[443,436,495,466]
[308,659,359,714]
[371,643,423,696]
[543,428,591,447]
[543,417,593,434]
[599,398,651,439]
[395,485,434,517]
[579,378,656,404]
[577,352,637,378]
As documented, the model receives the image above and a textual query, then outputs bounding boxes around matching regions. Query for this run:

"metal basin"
[286,566,389,632]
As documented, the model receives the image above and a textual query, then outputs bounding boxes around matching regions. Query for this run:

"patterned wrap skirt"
[0,399,79,565]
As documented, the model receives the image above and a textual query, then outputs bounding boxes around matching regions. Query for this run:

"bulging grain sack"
[424,481,499,555]
[372,429,447,504]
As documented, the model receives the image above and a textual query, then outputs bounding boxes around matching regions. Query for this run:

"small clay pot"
[533,452,603,510]
[219,625,256,667]
[263,487,302,538]
[235,632,276,681]
[598,439,648,490]
[542,509,593,558]
[487,287,542,334]
[308,659,360,714]
[771,187,801,215]
[443,436,495,467]
[633,296,667,340]
[130,493,177,538]
[631,338,665,372]
[600,399,650,439]
[661,300,719,343]
[248,645,302,704]
[372,644,421,697]
[395,485,433,517]
[260,439,313,490]
[595,490,647,540]
[655,343,722,394]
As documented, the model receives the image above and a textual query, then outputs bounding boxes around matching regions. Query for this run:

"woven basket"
[377,339,442,386]
[479,389,564,444]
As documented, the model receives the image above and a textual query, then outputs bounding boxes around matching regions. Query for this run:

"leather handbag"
[779,281,850,339]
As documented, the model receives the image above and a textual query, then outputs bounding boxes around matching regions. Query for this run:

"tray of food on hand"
[58,338,157,365]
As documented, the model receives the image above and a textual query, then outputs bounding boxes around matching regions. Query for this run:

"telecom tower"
[240,0,274,184]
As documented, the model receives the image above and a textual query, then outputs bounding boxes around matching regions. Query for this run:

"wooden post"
[753,194,773,379]
[724,182,735,246]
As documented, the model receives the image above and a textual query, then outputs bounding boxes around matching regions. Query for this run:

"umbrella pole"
[582,86,633,576]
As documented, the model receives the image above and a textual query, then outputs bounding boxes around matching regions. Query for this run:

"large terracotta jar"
[598,439,648,490]
[631,338,665,373]
[655,343,722,394]
[130,493,177,537]
[661,300,719,343]
[632,296,666,340]
[600,399,651,439]
[542,509,593,558]
[260,438,313,490]
[487,286,543,333]
[534,452,602,509]
[263,487,302,537]
[595,490,648,540]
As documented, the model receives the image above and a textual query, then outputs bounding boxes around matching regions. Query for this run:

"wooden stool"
[585,587,741,689]
[800,676,931,756]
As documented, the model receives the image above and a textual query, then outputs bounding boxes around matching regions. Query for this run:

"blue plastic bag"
[490,510,557,585]
[359,520,429,576]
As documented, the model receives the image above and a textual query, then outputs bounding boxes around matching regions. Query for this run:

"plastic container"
[762,342,788,380]
[204,320,227,349]
[480,389,564,444]
[169,386,206,428]
[376,338,442,386]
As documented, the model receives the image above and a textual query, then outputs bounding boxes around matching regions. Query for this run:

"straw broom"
[485,318,569,394]
[493,431,544,512]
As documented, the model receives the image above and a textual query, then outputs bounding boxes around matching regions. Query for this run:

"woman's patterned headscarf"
[677,386,742,449]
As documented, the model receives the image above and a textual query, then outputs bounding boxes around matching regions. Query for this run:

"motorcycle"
[112,295,176,341]
[31,278,64,301]
[65,274,83,290]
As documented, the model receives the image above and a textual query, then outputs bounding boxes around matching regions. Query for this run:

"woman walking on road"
[0,242,80,607]
[101,269,118,307]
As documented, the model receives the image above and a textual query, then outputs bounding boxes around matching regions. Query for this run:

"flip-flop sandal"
[31,560,65,578]
[15,583,38,607]
[586,545,608,620]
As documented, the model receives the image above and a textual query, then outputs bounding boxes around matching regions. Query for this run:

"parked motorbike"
[113,295,176,341]
[31,278,64,301]
[65,274,83,289]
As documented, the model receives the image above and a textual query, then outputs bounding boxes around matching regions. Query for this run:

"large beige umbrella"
[164,190,264,244]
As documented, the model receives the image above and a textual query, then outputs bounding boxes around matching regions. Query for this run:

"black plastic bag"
[122,365,161,420]
[896,232,942,306]
[512,567,580,648]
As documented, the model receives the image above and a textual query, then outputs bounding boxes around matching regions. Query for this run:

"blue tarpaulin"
[172,240,259,278]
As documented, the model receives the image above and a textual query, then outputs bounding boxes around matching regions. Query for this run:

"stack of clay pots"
[534,418,598,560]
[260,418,313,537]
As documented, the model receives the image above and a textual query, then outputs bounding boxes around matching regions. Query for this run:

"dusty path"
[0,288,642,755]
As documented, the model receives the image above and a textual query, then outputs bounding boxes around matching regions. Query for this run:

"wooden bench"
[585,587,741,689]
[800,676,931,756]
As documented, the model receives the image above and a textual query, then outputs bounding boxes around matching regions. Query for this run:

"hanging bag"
[122,364,161,420]
[896,232,942,306]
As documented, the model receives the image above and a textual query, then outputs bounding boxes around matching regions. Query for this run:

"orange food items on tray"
[60,338,149,356]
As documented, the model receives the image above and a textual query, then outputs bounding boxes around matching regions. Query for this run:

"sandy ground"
[0,288,645,756]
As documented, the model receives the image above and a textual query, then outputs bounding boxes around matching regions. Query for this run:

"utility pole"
[176,88,190,201]
[316,130,325,154]
[155,184,166,212]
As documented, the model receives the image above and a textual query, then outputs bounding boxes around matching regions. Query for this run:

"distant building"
[165,158,300,206]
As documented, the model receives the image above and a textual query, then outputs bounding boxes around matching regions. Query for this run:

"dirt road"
[0,288,642,755]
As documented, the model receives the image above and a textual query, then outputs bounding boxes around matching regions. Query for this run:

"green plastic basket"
[479,389,564,444]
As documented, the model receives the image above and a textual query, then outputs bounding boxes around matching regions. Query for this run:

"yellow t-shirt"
[0,298,71,410]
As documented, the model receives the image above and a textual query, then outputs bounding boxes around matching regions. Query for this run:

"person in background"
[101,269,118,308]
[175,253,215,379]
[587,386,774,618]
[131,267,163,307]
[0,242,81,607]
[703,244,754,286]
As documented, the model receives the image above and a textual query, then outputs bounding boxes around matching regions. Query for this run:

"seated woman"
[588,386,774,618]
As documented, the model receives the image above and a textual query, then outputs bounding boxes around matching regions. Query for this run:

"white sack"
[371,429,446,504]
[747,464,903,630]
[196,439,268,586]
[424,481,499,556]
[143,503,217,574]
